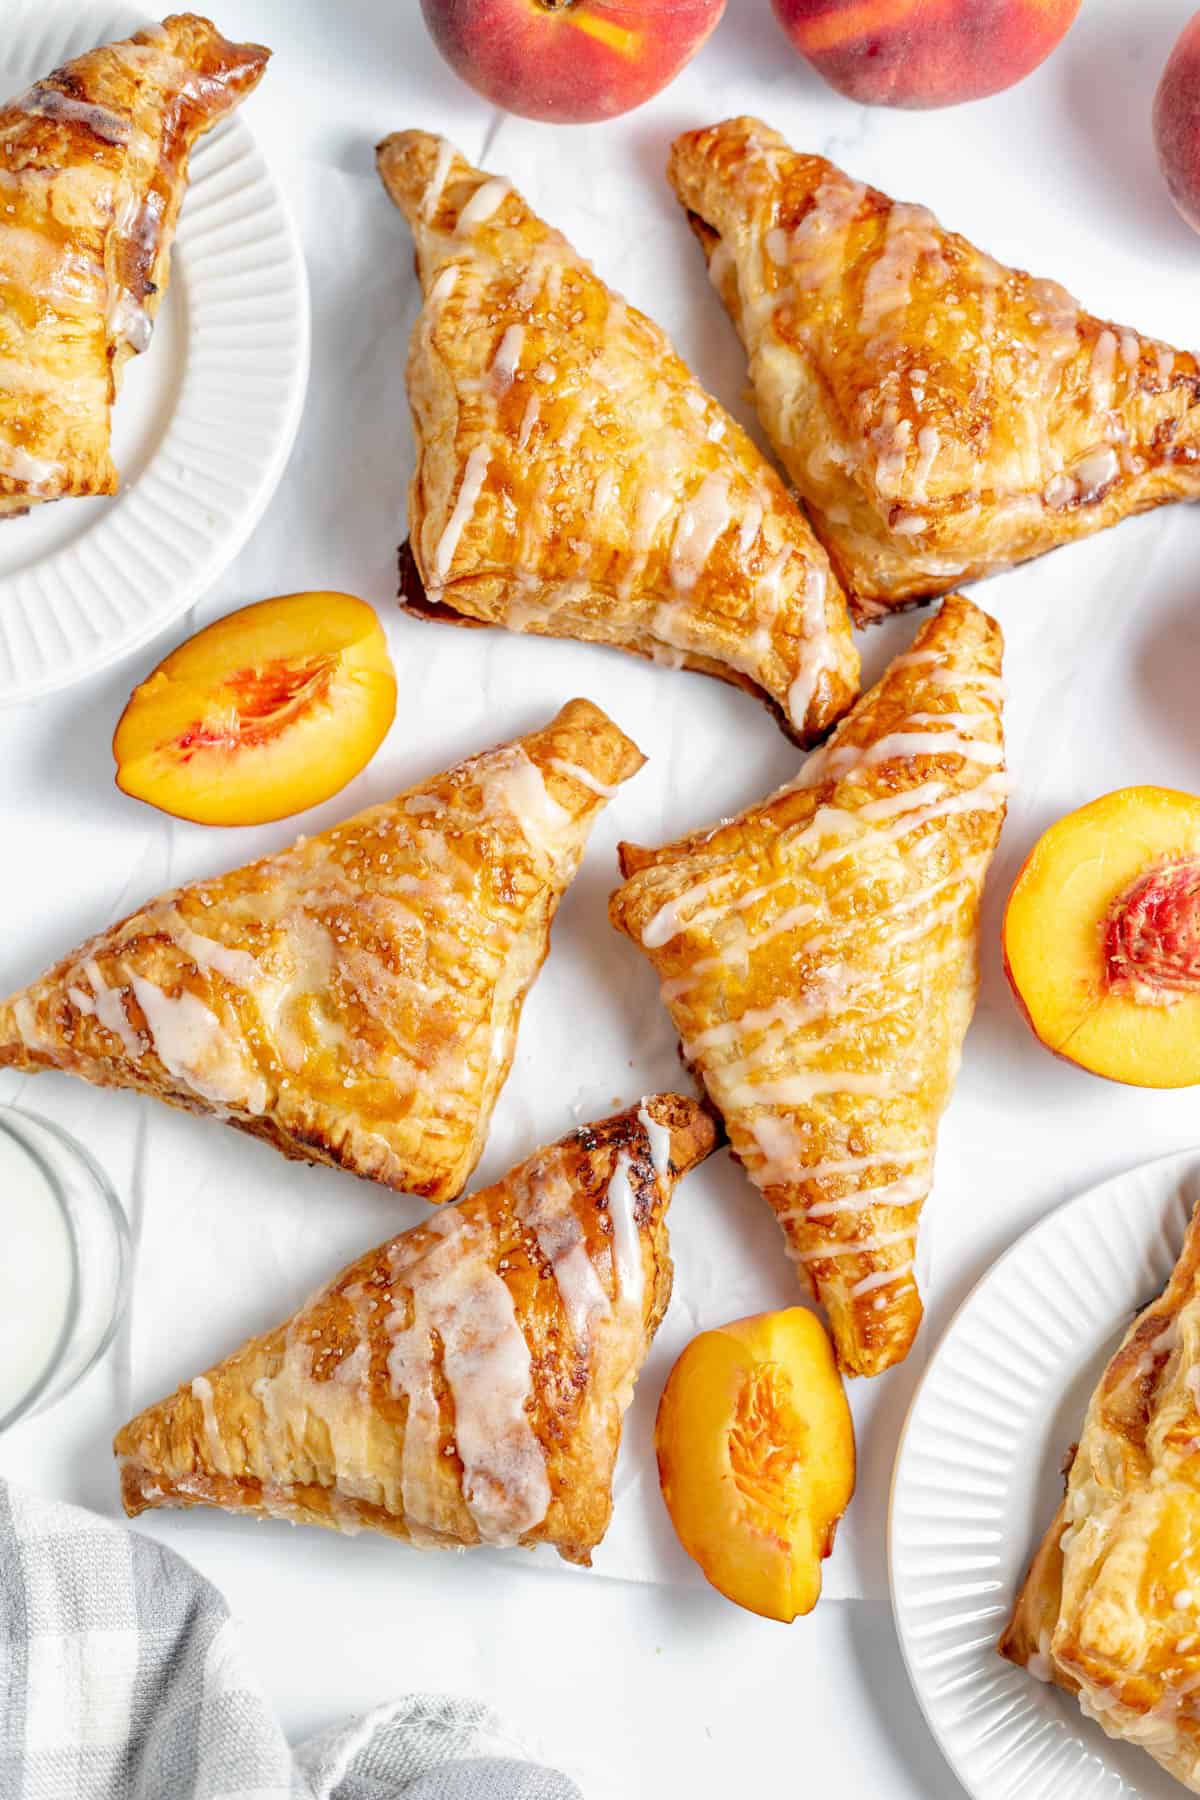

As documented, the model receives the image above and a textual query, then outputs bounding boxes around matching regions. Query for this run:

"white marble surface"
[4,0,1200,1794]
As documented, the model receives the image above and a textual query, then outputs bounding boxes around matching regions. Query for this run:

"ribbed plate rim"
[888,1148,1200,1800]
[0,2,309,703]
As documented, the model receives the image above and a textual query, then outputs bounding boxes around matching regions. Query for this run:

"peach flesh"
[1104,859,1200,1002]
[1002,788,1200,1089]
[655,1308,855,1622]
[113,592,397,827]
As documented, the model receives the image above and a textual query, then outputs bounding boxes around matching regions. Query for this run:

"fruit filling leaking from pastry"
[667,114,1200,614]
[1004,787,1200,1087]
[0,699,644,1201]
[610,594,1007,1377]
[376,128,859,745]
[1001,1193,1200,1793]
[114,1097,716,1565]
[0,14,270,518]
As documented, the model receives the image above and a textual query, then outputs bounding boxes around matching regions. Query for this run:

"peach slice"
[1003,787,1200,1088]
[113,593,396,826]
[655,1308,855,1622]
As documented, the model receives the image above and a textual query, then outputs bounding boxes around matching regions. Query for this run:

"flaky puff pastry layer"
[669,116,1200,615]
[116,1096,716,1566]
[1001,1196,1200,1792]
[0,698,642,1202]
[377,129,858,746]
[610,596,1005,1377]
[0,14,269,517]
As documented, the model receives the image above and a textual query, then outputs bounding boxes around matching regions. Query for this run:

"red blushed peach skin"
[655,1308,855,1622]
[771,0,1080,108]
[1003,788,1200,1089]
[113,593,396,827]
[419,0,726,124]
[1156,13,1200,235]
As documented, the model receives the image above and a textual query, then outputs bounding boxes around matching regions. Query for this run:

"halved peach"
[1003,787,1200,1088]
[655,1308,855,1622]
[114,593,396,826]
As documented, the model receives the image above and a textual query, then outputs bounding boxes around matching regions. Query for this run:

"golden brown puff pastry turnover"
[377,129,859,746]
[1001,1194,1200,1791]
[610,596,1005,1377]
[0,699,642,1201]
[669,115,1200,616]
[115,1096,716,1565]
[0,14,269,518]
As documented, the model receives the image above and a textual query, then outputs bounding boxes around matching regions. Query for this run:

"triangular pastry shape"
[609,596,1006,1376]
[669,115,1200,615]
[0,698,642,1201]
[115,1096,716,1565]
[377,129,859,745]
[1001,1194,1200,1790]
[0,14,270,517]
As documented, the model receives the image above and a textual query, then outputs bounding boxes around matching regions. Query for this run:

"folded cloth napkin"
[0,1480,582,1799]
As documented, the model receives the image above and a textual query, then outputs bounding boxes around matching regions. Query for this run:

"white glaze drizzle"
[517,394,540,451]
[849,1265,913,1298]
[668,473,732,591]
[491,323,525,392]
[480,746,574,871]
[130,975,266,1115]
[167,918,260,985]
[432,444,490,581]
[637,1103,672,1187]
[456,178,511,231]
[423,138,456,221]
[190,1375,233,1475]
[858,780,947,823]
[641,875,729,949]
[0,443,64,490]
[547,757,621,800]
[83,960,144,1060]
[386,1211,550,1546]
[792,1225,915,1262]
[719,1068,899,1108]
[859,729,1004,768]
[513,1158,610,1346]
[605,1154,644,1315]
[797,1173,929,1220]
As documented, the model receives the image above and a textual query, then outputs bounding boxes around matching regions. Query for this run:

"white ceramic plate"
[0,3,309,703]
[890,1150,1200,1800]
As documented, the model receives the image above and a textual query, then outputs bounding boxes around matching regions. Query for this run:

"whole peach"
[419,0,726,124]
[771,0,1081,109]
[1155,13,1200,234]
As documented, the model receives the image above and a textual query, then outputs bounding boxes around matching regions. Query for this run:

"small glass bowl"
[0,1106,131,1433]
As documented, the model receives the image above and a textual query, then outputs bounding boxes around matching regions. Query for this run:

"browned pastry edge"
[396,539,822,748]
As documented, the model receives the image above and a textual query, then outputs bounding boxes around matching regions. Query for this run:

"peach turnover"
[113,593,396,827]
[1003,788,1200,1088]
[655,1308,855,1622]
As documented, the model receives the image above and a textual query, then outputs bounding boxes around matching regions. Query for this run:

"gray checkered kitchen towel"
[0,1481,583,1800]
